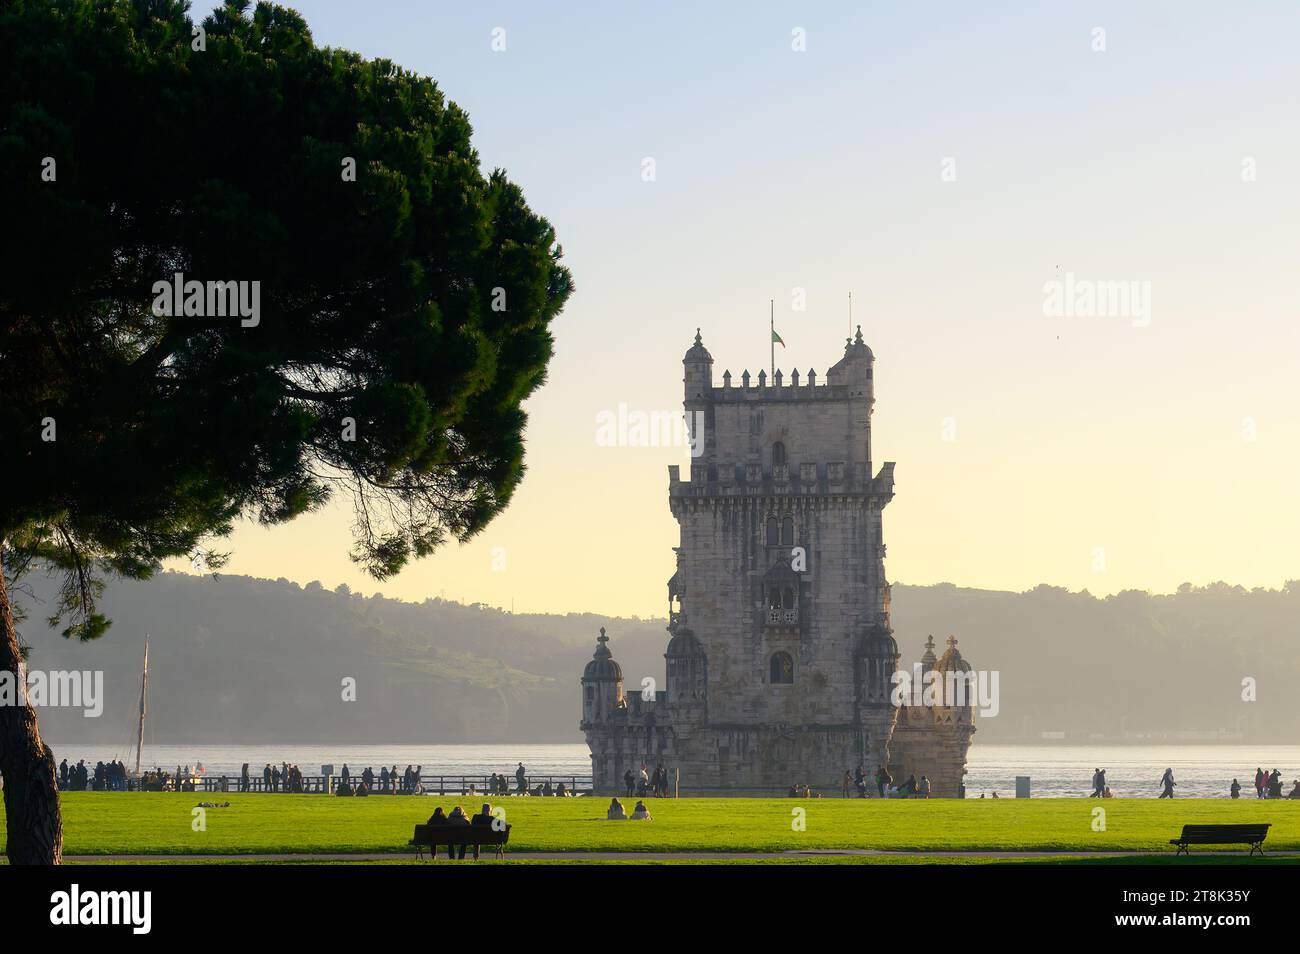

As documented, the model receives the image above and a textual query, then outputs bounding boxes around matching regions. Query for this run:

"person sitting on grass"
[556,782,568,797]
[918,775,931,798]
[630,800,652,821]
[1288,781,1300,800]
[607,797,628,820]
[897,774,917,797]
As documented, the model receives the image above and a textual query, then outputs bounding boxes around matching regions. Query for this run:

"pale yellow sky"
[166,1,1300,616]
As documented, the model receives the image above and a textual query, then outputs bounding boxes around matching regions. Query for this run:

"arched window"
[706,464,718,482]
[781,516,794,546]
[782,586,795,610]
[768,587,782,610]
[772,442,787,466]
[770,652,794,684]
[765,516,779,545]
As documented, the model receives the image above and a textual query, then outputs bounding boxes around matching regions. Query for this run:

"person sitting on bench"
[446,806,471,859]
[630,800,652,821]
[470,802,495,859]
[426,806,450,860]
[607,797,628,820]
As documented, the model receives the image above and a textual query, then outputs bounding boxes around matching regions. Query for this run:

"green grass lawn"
[4,793,1300,856]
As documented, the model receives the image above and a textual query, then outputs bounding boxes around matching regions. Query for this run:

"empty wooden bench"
[1169,823,1269,856]
[409,823,511,860]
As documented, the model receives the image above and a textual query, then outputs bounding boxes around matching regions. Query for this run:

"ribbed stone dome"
[861,624,898,659]
[935,635,970,673]
[583,627,623,681]
[683,328,713,364]
[665,630,704,657]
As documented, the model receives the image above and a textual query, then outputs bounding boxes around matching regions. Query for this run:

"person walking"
[1158,767,1176,798]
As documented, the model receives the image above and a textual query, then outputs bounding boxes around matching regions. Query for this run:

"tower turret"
[581,627,624,723]
[935,635,974,712]
[682,328,713,401]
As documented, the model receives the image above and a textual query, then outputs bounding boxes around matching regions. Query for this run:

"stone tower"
[580,328,976,795]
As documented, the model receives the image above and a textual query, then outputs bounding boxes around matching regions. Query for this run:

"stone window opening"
[765,515,779,545]
[772,441,787,466]
[781,516,794,546]
[766,585,798,625]
[770,651,794,684]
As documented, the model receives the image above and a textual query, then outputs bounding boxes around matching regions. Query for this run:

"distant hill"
[15,572,1299,745]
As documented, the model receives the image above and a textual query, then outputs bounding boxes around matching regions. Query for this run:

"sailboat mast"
[134,638,148,778]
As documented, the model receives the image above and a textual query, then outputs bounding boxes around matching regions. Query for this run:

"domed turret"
[935,635,973,710]
[683,328,714,402]
[935,635,970,675]
[855,624,899,706]
[683,328,713,365]
[583,627,623,682]
[666,629,703,658]
[825,325,874,401]
[581,627,624,724]
[665,628,707,704]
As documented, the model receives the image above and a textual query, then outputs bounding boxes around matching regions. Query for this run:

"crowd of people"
[58,758,206,792]
[839,764,931,799]
[58,759,132,791]
[620,762,671,798]
[332,763,424,796]
[1086,766,1300,799]
[1231,767,1300,800]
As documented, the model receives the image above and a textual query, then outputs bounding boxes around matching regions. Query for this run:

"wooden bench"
[409,823,511,860]
[1169,823,1270,856]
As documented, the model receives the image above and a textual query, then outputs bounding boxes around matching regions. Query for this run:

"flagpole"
[770,299,775,379]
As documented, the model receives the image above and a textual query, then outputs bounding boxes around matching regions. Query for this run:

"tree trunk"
[0,557,64,864]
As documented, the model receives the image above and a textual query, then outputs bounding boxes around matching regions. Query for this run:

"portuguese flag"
[771,329,786,348]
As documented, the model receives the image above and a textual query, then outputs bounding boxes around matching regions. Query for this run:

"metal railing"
[190,774,595,796]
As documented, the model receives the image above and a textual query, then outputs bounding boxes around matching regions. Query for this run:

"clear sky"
[173,1,1300,616]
